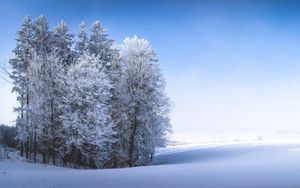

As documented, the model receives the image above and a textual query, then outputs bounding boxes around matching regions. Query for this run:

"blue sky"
[2,0,300,142]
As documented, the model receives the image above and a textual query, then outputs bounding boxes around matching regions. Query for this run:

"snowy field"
[2,142,300,188]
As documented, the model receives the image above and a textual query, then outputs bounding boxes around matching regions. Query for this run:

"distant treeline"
[0,124,17,148]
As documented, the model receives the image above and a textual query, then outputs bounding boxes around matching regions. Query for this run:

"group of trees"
[9,15,171,168]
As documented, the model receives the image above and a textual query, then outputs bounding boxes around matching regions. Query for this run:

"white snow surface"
[2,142,300,188]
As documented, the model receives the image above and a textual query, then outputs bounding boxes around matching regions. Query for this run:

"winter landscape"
[2,142,300,188]
[2,0,300,188]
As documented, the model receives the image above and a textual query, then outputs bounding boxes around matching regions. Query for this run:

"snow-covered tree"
[26,16,53,163]
[59,52,115,168]
[48,20,75,164]
[32,15,52,56]
[52,20,75,67]
[28,50,65,163]
[76,21,89,56]
[85,21,122,167]
[118,36,171,166]
[89,21,117,68]
[9,16,34,157]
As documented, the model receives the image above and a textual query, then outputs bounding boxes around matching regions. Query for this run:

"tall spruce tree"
[76,21,89,56]
[9,16,34,158]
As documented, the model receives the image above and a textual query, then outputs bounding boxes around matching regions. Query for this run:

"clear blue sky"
[2,0,300,142]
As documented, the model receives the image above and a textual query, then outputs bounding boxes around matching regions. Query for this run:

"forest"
[8,15,171,168]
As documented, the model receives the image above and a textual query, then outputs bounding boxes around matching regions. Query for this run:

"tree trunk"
[43,153,46,164]
[29,135,32,160]
[128,115,138,167]
[26,91,29,159]
[50,99,55,165]
[25,139,29,159]
[20,142,24,157]
[52,153,55,165]
[20,94,25,157]
[72,148,79,166]
[33,132,37,163]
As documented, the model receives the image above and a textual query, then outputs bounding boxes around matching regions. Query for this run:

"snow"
[2,142,300,188]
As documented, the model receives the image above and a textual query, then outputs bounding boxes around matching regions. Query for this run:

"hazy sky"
[1,0,300,142]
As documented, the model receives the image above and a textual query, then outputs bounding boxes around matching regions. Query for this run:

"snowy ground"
[2,142,300,188]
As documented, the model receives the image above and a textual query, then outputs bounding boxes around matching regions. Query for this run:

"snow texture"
[2,143,300,188]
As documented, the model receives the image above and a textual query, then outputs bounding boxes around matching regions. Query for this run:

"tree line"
[0,124,17,148]
[9,15,171,168]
